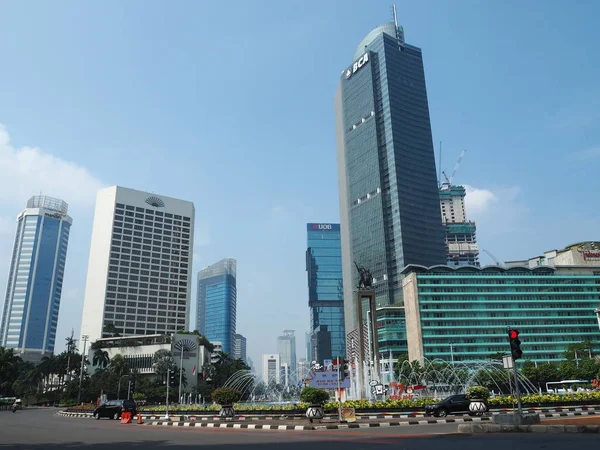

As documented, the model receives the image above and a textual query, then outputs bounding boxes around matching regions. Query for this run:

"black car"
[93,399,137,420]
[424,394,480,417]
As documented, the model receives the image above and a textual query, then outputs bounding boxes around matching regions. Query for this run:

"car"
[93,399,137,420]
[424,394,482,417]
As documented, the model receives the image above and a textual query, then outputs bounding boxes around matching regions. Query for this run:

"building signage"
[582,251,600,261]
[344,52,369,79]
[576,242,600,261]
[44,213,62,220]
[309,223,340,231]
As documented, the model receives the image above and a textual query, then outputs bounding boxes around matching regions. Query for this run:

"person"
[11,402,17,413]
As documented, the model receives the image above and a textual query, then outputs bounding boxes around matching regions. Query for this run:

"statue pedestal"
[355,290,378,397]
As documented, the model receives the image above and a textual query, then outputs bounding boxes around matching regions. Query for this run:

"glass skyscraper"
[306,223,345,359]
[0,196,72,360]
[335,21,446,348]
[197,258,236,354]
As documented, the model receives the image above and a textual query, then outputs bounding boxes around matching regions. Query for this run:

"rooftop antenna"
[392,4,399,28]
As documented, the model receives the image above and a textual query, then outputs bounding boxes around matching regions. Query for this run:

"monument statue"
[354,261,373,290]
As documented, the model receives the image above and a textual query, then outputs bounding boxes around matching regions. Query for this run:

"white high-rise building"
[276,330,296,383]
[80,186,194,344]
[262,353,280,385]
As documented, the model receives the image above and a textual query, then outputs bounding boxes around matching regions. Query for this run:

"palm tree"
[152,349,175,378]
[0,347,23,397]
[109,354,129,377]
[93,349,110,370]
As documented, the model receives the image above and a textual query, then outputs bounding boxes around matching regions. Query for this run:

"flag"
[192,365,197,376]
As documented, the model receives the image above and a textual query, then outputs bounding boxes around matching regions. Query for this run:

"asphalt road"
[0,409,597,450]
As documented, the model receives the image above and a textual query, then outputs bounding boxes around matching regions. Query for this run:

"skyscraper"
[0,196,72,360]
[439,185,479,266]
[306,223,345,359]
[276,330,296,383]
[80,186,194,344]
[335,20,446,346]
[197,258,236,354]
[233,333,247,363]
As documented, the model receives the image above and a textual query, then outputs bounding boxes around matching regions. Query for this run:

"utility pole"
[77,335,89,404]
[336,357,342,422]
[128,380,131,400]
[65,328,74,384]
[165,369,171,420]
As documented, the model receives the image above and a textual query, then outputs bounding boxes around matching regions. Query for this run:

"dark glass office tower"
[335,22,446,343]
[197,258,236,354]
[306,223,346,359]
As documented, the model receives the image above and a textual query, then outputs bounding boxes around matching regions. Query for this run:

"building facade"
[197,258,237,354]
[80,186,194,344]
[306,223,346,359]
[310,325,332,363]
[335,21,446,350]
[402,255,600,364]
[439,185,479,266]
[262,353,281,385]
[88,333,210,393]
[0,196,72,360]
[276,330,296,383]
[233,333,247,362]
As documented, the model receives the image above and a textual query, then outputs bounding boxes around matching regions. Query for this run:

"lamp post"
[77,335,89,404]
[117,374,129,400]
[450,343,455,365]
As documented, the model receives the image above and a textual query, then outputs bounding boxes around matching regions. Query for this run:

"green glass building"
[402,263,600,364]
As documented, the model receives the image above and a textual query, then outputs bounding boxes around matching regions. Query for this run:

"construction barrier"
[120,412,132,424]
[137,414,143,424]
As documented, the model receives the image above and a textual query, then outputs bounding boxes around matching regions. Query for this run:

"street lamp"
[77,335,89,404]
[117,374,130,400]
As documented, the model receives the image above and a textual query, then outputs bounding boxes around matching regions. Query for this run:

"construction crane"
[441,149,467,189]
[482,249,502,266]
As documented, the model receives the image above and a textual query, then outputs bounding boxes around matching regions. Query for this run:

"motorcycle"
[11,405,17,413]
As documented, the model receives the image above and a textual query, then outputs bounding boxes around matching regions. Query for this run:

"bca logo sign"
[344,52,369,79]
[313,224,332,230]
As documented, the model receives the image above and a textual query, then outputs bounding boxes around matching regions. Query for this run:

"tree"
[92,349,110,370]
[152,349,175,378]
[102,322,121,338]
[109,354,129,378]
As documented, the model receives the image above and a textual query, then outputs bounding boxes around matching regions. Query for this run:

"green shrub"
[132,392,146,401]
[299,387,330,406]
[466,386,490,400]
[211,387,241,406]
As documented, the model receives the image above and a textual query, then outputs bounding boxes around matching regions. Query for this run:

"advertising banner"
[306,371,351,389]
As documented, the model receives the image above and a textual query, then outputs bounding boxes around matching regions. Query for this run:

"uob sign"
[317,224,332,230]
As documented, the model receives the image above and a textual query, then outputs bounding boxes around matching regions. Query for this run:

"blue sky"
[1,0,599,368]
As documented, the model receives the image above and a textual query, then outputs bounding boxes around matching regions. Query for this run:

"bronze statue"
[354,261,373,289]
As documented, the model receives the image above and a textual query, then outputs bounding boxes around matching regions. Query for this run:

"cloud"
[464,185,498,215]
[271,205,284,215]
[576,146,600,160]
[0,124,104,210]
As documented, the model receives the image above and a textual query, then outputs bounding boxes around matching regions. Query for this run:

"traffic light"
[508,328,523,360]
[130,379,136,395]
[342,360,350,380]
[169,369,176,386]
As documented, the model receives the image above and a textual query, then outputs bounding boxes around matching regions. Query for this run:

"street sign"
[502,354,514,369]
[307,371,351,389]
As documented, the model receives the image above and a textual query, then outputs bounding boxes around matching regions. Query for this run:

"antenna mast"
[438,141,443,188]
[393,4,399,28]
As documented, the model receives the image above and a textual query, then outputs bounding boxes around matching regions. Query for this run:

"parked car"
[424,394,476,417]
[93,399,137,420]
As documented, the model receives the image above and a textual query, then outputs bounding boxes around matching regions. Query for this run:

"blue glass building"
[0,196,72,361]
[306,223,345,360]
[335,21,446,357]
[197,258,236,354]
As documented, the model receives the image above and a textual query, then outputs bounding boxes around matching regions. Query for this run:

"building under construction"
[438,150,479,266]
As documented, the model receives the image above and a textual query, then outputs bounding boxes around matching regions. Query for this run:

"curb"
[144,416,492,430]
[458,423,600,434]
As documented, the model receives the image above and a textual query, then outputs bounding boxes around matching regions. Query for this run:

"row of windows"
[115,204,191,221]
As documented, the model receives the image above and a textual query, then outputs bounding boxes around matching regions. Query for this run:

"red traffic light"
[509,330,519,339]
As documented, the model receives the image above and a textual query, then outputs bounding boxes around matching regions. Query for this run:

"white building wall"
[80,186,194,345]
[261,353,280,384]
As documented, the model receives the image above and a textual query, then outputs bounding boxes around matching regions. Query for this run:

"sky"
[1,0,599,369]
